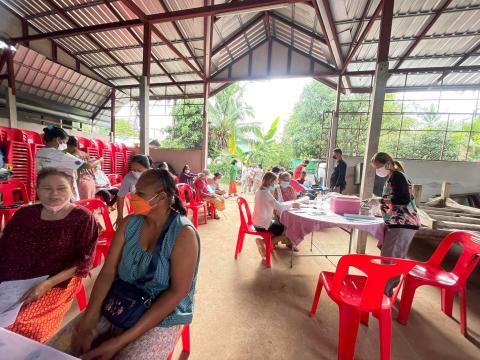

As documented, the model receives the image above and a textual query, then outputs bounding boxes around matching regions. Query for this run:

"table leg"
[290,244,294,268]
[348,231,353,254]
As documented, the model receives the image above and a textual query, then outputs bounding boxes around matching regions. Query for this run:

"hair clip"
[47,124,54,130]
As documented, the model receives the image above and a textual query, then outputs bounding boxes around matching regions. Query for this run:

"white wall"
[342,156,480,202]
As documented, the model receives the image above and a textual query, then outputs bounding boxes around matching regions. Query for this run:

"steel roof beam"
[91,57,197,69]
[42,0,139,82]
[345,0,372,60]
[211,13,264,57]
[313,0,344,69]
[334,4,480,26]
[118,0,204,79]
[341,31,480,46]
[394,0,453,70]
[73,38,204,56]
[105,1,184,94]
[91,90,113,121]
[0,3,114,87]
[349,84,480,93]
[116,80,204,90]
[342,1,383,72]
[25,0,117,20]
[157,0,204,75]
[345,64,480,76]
[436,39,480,83]
[11,1,307,43]
[269,12,327,45]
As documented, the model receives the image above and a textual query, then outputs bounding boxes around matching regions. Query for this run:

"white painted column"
[139,76,149,155]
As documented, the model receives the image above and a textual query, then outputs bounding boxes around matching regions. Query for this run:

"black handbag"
[101,211,177,329]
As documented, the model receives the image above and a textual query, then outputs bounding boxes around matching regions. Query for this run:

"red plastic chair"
[74,198,115,267]
[194,180,216,219]
[0,179,30,230]
[166,325,190,360]
[107,174,123,187]
[397,231,480,336]
[124,192,134,215]
[310,254,416,360]
[235,197,274,268]
[75,280,88,312]
[177,183,207,229]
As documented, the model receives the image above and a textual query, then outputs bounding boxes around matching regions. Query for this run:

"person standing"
[330,148,347,193]
[252,164,263,192]
[370,152,420,295]
[228,159,238,197]
[293,159,309,180]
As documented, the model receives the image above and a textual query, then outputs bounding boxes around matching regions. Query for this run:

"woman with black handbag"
[50,169,200,359]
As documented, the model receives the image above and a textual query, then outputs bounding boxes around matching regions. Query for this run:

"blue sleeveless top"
[117,213,200,327]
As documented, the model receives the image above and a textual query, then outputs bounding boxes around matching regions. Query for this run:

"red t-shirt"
[293,164,304,180]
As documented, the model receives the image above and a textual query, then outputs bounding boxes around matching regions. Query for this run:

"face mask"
[185,170,190,174]
[130,193,160,215]
[131,171,142,179]
[269,185,276,192]
[58,143,67,151]
[43,200,70,214]
[96,165,101,171]
[376,166,390,178]
[280,181,290,188]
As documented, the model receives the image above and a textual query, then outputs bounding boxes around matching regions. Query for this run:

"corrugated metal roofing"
[0,0,479,117]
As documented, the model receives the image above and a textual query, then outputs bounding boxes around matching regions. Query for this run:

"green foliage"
[208,83,261,155]
[115,119,139,139]
[161,99,203,149]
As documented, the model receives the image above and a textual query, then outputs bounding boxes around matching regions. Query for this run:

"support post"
[110,89,116,142]
[139,22,151,155]
[201,0,213,170]
[441,181,451,207]
[413,184,423,205]
[326,75,342,186]
[6,50,17,128]
[355,0,394,254]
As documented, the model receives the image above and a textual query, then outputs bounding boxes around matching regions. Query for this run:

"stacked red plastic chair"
[397,231,480,336]
[310,254,416,360]
[0,127,34,200]
[95,139,113,175]
[113,143,127,177]
[23,130,45,200]
[0,179,30,230]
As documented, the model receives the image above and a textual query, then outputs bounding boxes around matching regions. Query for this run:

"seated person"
[298,170,312,187]
[94,165,119,207]
[252,172,300,257]
[274,172,297,202]
[179,164,196,187]
[207,172,226,196]
[193,171,224,219]
[159,161,178,183]
[50,169,200,359]
[0,168,98,343]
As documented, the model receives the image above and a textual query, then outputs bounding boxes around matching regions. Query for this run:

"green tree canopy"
[161,99,203,149]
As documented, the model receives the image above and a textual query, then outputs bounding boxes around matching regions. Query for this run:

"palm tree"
[208,83,260,156]
[244,116,280,163]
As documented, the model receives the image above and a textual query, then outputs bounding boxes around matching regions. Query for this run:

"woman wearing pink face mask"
[0,168,99,343]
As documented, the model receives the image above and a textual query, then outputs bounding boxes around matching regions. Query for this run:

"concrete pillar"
[6,50,17,128]
[355,61,389,253]
[139,76,149,155]
[326,76,342,186]
[201,82,210,170]
[6,87,17,128]
[110,89,116,143]
[355,0,394,254]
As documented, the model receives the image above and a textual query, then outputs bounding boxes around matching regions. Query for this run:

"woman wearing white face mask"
[36,126,102,201]
[0,168,98,343]
[370,152,420,295]
[116,154,152,226]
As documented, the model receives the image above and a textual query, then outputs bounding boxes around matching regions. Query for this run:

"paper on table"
[0,276,48,328]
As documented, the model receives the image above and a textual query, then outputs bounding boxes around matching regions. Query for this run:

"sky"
[240,78,312,133]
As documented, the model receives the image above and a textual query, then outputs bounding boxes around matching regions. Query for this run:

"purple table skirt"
[280,209,385,246]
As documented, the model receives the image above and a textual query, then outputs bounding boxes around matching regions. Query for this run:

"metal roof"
[0,0,479,121]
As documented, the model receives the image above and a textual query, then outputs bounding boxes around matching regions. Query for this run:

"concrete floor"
[65,194,480,359]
